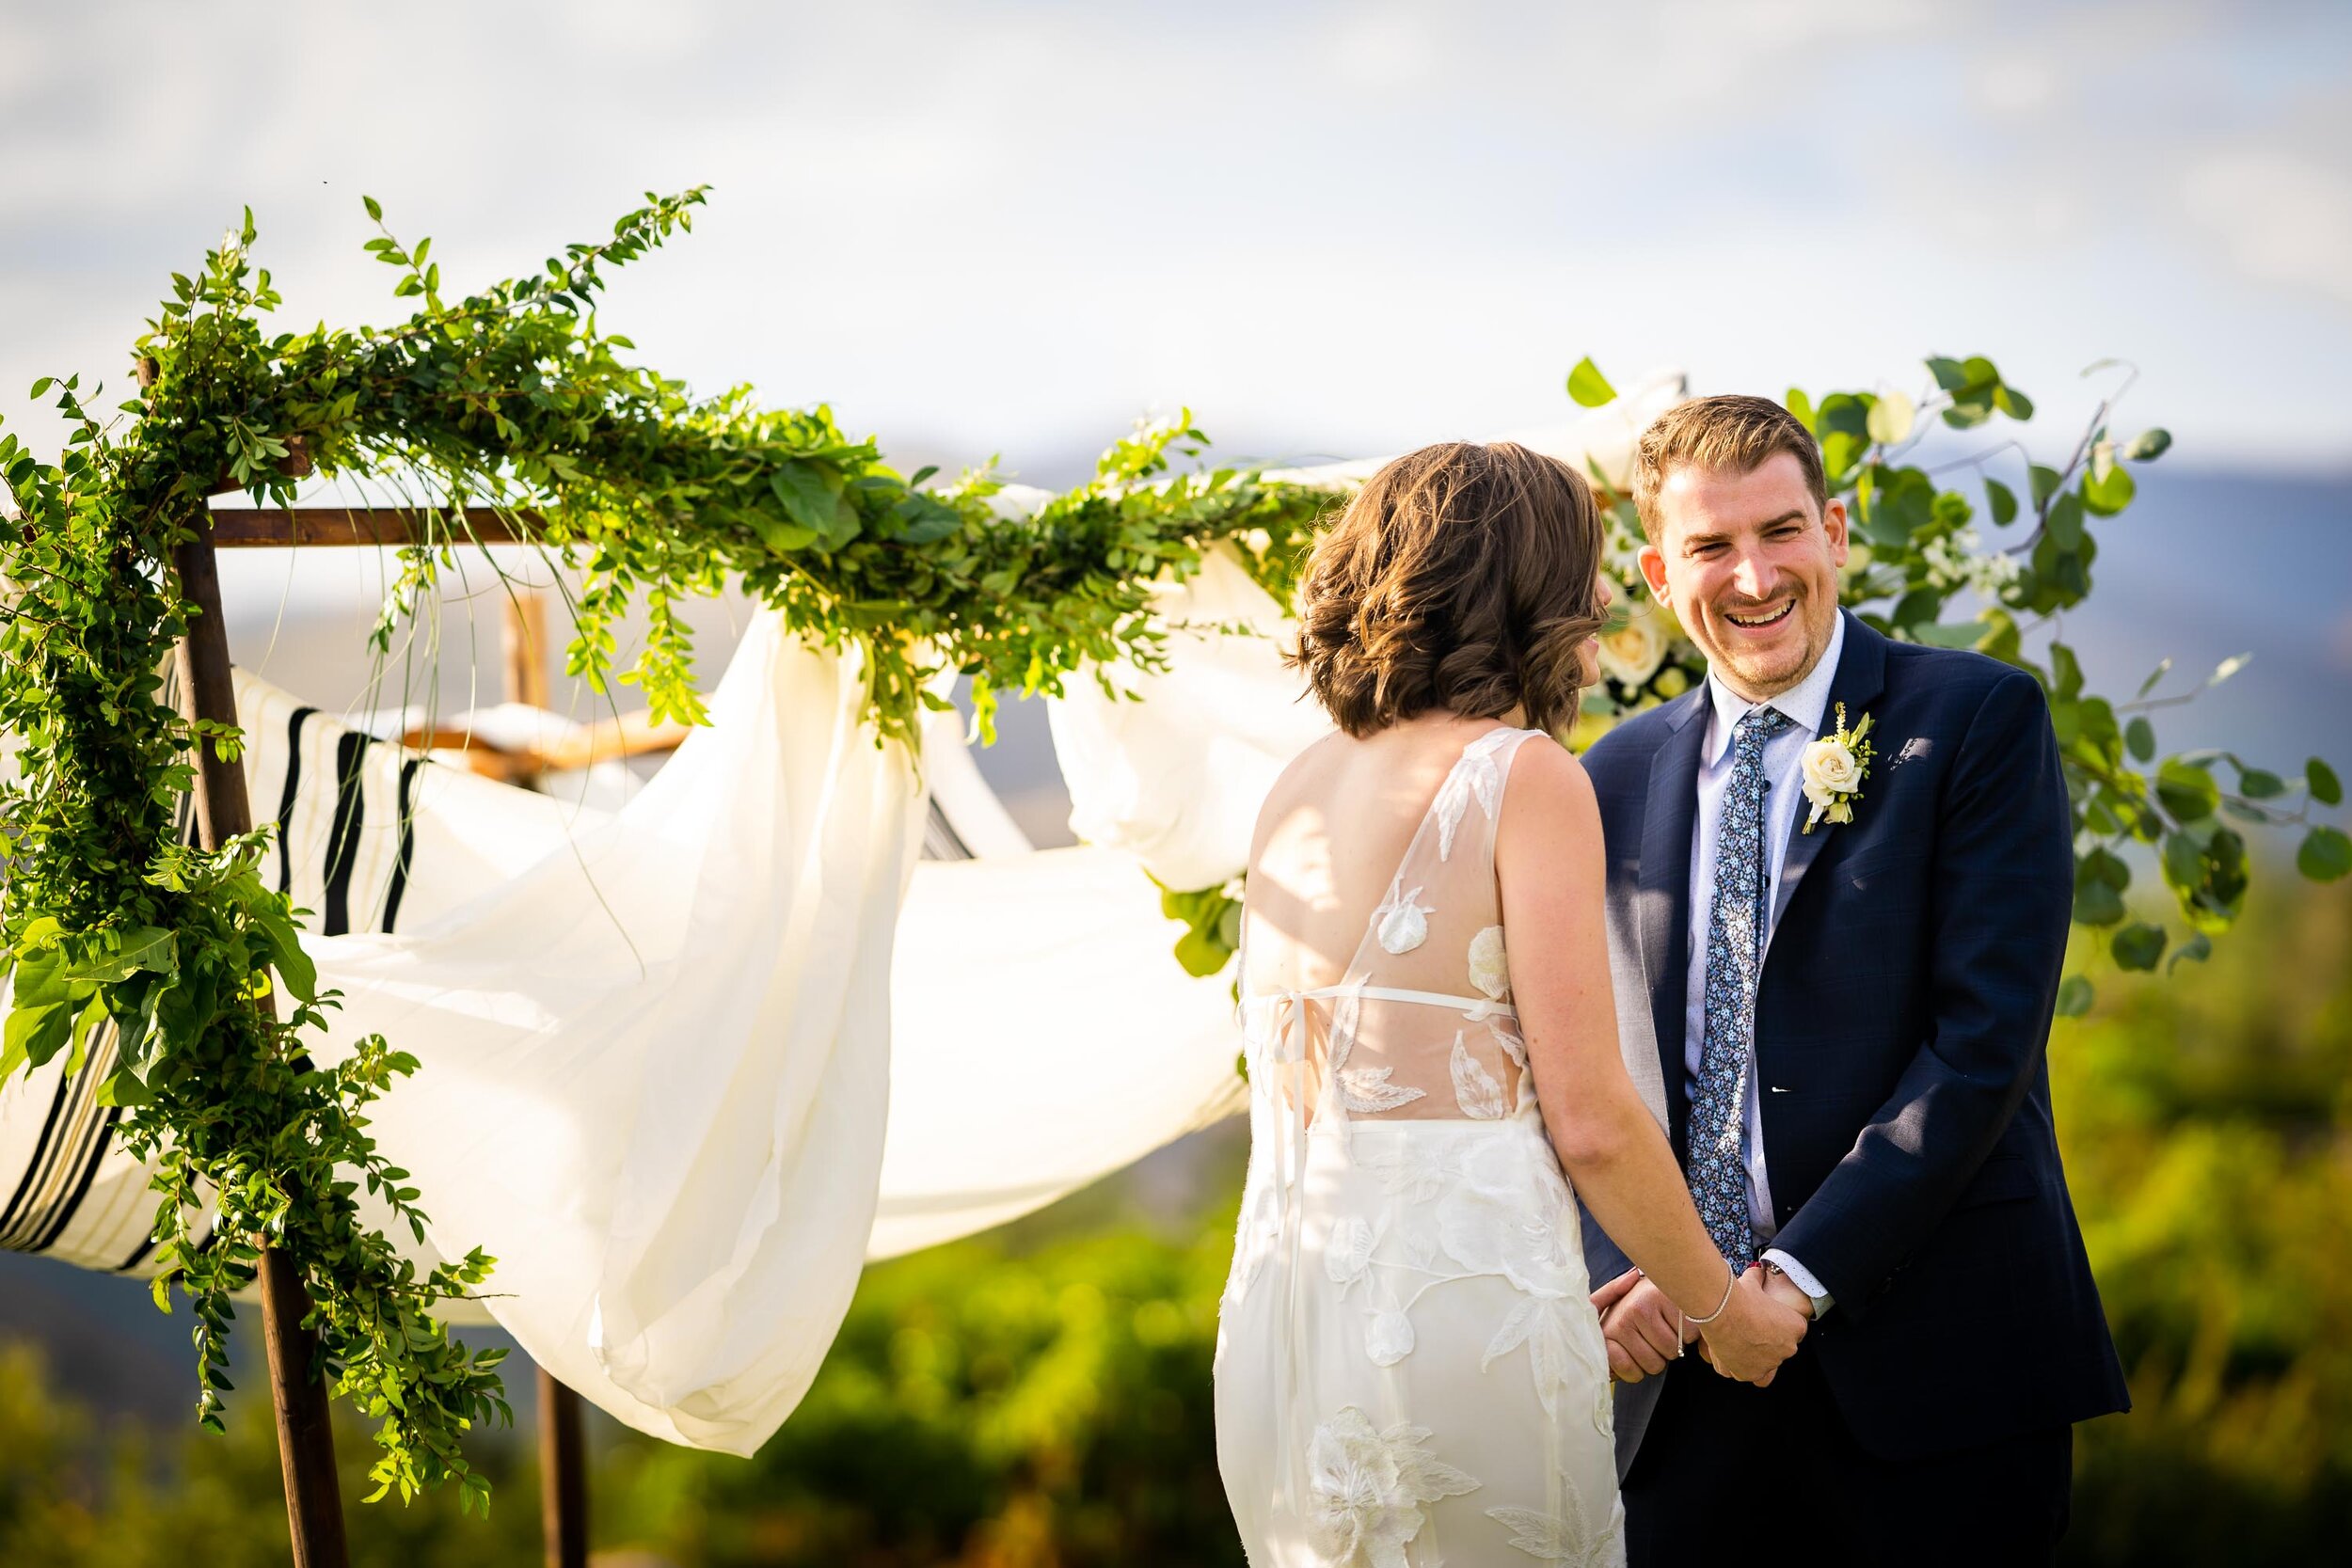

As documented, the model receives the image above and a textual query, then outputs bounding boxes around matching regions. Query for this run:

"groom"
[1578,396,2129,1563]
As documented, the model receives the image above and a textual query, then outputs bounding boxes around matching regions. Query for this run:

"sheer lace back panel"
[1241,725,1542,1127]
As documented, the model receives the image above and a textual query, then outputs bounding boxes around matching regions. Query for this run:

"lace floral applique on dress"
[1306,1407,1482,1568]
[1432,725,1515,861]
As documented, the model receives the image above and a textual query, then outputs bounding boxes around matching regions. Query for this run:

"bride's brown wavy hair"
[1288,440,1606,738]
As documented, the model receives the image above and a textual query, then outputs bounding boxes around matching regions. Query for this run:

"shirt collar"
[1702,610,1848,765]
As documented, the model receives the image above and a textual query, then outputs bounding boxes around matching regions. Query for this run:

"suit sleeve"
[1766,669,2074,1320]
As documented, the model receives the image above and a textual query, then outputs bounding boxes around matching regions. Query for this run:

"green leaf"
[2309,757,2343,806]
[2299,825,2352,881]
[1914,620,1990,650]
[2072,877,2125,927]
[769,464,838,536]
[2235,765,2285,800]
[2045,492,2086,549]
[2050,641,2085,701]
[1984,478,2017,526]
[3,998,72,1075]
[2166,931,2211,973]
[1866,390,1915,445]
[30,376,54,398]
[2137,657,2172,699]
[2110,921,2167,972]
[59,926,177,985]
[2054,975,2093,1018]
[1565,357,1616,409]
[2124,717,2155,763]
[363,194,383,221]
[2082,458,2135,516]
[2125,428,2170,461]
[1172,926,1232,977]
[1784,388,1817,436]
[1993,384,2035,420]
[2156,762,2219,823]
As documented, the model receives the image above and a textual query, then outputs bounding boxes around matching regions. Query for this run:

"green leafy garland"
[0,190,1332,1507]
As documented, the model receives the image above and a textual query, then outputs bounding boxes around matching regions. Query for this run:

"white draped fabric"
[1,384,1681,1454]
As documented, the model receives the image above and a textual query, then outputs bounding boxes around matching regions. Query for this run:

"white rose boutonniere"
[1800,702,1875,833]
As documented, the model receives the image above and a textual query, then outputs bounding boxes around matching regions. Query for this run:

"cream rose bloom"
[1595,600,1669,688]
[1801,738,1861,806]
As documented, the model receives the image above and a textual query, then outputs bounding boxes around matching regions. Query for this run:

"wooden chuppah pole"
[171,516,353,1568]
[501,585,589,1568]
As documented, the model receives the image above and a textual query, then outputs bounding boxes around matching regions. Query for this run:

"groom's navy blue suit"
[1580,611,2128,1557]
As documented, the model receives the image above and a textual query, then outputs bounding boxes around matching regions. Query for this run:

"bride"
[1214,441,1805,1566]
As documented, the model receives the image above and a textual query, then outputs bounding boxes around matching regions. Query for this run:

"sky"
[3,0,2349,483]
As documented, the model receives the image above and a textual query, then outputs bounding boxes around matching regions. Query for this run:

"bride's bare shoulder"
[1249,730,1350,861]
[1500,732,1600,839]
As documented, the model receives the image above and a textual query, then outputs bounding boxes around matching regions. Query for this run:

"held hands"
[1593,1265,1808,1387]
[1694,1265,1809,1386]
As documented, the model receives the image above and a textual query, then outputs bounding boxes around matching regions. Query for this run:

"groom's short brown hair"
[1289,441,1606,737]
[1632,395,1827,543]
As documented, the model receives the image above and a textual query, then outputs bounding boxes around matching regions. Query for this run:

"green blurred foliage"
[7,881,2351,1565]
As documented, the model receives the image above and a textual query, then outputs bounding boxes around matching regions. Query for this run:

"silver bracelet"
[1680,1262,1739,1326]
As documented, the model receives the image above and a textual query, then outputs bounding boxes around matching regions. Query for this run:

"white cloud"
[2183,149,2352,304]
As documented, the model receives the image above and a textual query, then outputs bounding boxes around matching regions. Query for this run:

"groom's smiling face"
[1638,452,1849,702]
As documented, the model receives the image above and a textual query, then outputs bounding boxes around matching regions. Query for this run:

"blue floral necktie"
[1688,705,1792,1271]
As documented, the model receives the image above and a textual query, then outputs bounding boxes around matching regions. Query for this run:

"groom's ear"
[1638,543,1671,603]
[1821,497,1851,568]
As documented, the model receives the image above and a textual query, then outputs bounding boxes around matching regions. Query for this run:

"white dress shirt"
[1682,612,1845,1314]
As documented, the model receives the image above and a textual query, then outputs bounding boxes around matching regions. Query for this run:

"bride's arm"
[1497,740,1804,1383]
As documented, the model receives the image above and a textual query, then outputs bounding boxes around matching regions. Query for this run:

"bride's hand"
[1694,1265,1808,1386]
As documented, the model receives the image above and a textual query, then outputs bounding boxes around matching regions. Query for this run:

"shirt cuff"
[1761,1247,1835,1319]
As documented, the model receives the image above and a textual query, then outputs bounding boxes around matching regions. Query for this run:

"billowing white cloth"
[874,847,1243,1258]
[310,614,924,1451]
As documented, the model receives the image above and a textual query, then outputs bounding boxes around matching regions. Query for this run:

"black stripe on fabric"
[380,757,424,934]
[321,729,371,936]
[276,705,317,895]
[0,1071,72,1246]
[26,1101,122,1255]
[922,799,975,862]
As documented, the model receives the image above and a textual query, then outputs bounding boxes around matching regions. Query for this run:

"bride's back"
[1243,711,1542,1122]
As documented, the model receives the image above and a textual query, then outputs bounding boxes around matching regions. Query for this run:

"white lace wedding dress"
[1216,726,1624,1567]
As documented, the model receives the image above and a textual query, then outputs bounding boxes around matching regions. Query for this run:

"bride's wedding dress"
[1216,726,1624,1568]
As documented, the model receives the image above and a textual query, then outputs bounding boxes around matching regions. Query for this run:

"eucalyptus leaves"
[1566,354,2348,1010]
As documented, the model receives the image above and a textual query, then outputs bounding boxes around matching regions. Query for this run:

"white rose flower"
[1467,926,1510,1001]
[1595,600,1669,688]
[1801,738,1860,800]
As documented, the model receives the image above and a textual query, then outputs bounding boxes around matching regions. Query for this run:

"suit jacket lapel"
[1637,688,1710,1159]
[1773,610,1890,925]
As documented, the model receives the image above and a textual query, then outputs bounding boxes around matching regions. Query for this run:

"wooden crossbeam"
[204,506,543,548]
